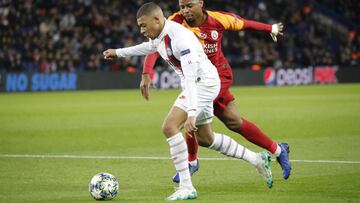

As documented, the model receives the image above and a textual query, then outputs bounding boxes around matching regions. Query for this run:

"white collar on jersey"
[156,18,169,41]
[149,18,169,46]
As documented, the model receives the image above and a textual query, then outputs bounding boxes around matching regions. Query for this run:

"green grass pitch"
[0,84,359,203]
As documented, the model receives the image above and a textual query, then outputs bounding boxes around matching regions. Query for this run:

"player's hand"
[184,116,197,134]
[103,49,118,60]
[270,22,284,42]
[140,73,152,100]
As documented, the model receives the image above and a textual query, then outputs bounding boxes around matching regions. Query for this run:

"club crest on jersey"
[211,30,219,40]
[166,48,173,56]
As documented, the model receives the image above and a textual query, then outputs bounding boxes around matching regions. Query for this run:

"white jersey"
[116,19,220,116]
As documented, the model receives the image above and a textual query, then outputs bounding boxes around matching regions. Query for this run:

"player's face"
[179,0,203,23]
[137,15,162,39]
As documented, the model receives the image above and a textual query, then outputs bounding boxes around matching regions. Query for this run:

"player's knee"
[161,123,177,137]
[197,135,213,147]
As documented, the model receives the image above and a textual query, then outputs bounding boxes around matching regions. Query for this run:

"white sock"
[209,133,259,166]
[274,144,282,157]
[167,133,193,188]
[189,160,197,166]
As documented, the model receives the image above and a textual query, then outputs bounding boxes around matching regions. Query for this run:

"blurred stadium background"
[1,0,360,71]
[0,1,359,203]
[0,0,359,91]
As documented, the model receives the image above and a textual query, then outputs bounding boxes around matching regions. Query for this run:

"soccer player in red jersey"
[140,0,291,182]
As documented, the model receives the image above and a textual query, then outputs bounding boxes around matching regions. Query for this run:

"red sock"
[238,118,278,154]
[185,133,198,162]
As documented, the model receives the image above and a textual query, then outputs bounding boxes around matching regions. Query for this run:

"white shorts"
[174,83,220,126]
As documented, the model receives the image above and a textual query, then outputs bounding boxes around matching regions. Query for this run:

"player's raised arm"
[242,19,284,42]
[240,18,284,42]
[208,11,284,42]
[270,22,284,42]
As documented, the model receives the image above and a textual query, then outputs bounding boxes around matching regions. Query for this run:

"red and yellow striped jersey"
[168,10,246,82]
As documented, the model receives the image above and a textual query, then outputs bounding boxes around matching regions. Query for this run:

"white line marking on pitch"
[0,154,359,164]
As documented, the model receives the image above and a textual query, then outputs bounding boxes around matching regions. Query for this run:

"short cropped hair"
[136,2,162,19]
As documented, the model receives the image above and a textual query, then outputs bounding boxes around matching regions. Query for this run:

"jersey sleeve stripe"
[207,11,244,31]
[164,35,182,70]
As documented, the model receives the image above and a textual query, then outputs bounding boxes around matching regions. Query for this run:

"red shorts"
[213,81,235,117]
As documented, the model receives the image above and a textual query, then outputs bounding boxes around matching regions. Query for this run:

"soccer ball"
[89,172,119,200]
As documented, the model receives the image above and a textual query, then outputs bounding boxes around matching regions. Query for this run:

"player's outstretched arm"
[270,22,284,42]
[103,49,118,60]
[104,42,156,59]
[213,12,284,42]
[242,19,284,42]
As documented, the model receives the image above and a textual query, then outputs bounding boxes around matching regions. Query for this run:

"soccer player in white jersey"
[103,2,273,201]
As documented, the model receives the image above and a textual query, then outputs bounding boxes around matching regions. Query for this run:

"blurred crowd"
[0,0,359,73]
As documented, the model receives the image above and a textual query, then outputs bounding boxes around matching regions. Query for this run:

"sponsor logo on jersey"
[180,49,191,56]
[204,43,218,54]
[211,30,219,40]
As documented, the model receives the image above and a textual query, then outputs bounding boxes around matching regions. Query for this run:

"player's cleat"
[276,143,291,180]
[172,160,199,183]
[166,186,197,201]
[256,151,273,188]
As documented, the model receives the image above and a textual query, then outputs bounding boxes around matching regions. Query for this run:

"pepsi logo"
[263,68,276,86]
